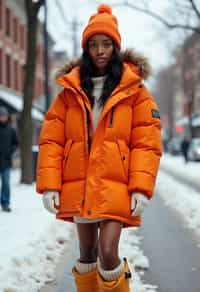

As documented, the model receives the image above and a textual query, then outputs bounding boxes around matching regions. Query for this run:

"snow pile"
[1,222,74,292]
[157,170,200,238]
[160,154,200,189]
[120,228,157,292]
[0,170,73,292]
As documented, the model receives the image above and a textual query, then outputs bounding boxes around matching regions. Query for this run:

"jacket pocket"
[116,139,129,179]
[63,139,73,171]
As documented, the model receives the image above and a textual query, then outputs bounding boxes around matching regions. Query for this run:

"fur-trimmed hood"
[55,49,151,82]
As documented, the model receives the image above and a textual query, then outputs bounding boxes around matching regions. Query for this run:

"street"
[141,193,200,292]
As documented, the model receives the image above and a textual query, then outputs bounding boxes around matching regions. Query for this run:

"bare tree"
[19,0,44,184]
[112,0,200,33]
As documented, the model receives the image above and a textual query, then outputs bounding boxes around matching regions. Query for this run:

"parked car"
[188,138,200,161]
[167,138,182,155]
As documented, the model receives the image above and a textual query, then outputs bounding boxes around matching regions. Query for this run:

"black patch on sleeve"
[151,109,160,119]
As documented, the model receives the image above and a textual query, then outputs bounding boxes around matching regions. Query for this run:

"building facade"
[0,0,54,144]
[175,32,200,138]
[155,31,200,139]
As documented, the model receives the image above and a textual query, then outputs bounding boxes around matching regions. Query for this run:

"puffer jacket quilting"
[36,50,162,227]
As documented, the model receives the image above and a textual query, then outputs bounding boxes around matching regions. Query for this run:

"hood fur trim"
[121,49,151,80]
[55,49,151,80]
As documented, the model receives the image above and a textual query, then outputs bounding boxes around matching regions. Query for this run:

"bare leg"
[98,220,123,270]
[76,223,99,263]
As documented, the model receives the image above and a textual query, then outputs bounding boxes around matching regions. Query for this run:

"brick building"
[155,31,200,139]
[181,32,200,116]
[174,32,200,137]
[0,0,54,143]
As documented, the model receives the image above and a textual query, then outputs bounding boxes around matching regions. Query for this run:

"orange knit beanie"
[82,4,121,49]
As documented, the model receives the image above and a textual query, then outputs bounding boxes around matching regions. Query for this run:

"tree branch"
[116,1,200,33]
[188,0,200,20]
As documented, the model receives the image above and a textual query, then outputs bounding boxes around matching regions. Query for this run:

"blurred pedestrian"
[181,136,190,163]
[36,4,162,292]
[0,106,18,212]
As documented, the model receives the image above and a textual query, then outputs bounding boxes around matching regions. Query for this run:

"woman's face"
[88,34,114,75]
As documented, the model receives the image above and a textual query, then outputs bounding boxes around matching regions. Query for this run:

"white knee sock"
[97,258,124,281]
[75,260,97,274]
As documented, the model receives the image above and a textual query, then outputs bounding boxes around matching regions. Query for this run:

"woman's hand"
[43,191,60,214]
[131,192,149,216]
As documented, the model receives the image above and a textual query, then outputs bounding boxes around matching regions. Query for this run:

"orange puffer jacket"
[36,50,162,227]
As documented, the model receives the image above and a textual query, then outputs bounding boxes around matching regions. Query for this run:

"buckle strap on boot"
[123,258,132,279]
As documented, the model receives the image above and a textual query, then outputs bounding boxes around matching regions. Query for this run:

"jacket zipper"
[108,106,114,128]
[84,104,91,154]
[82,102,91,211]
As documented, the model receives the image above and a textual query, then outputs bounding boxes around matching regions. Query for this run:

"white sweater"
[91,75,106,132]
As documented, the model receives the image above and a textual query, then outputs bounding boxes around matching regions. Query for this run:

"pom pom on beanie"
[98,4,112,14]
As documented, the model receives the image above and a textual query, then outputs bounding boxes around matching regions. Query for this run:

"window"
[13,17,18,44]
[21,64,24,91]
[6,54,10,87]
[20,25,24,49]
[6,8,10,36]
[14,60,18,90]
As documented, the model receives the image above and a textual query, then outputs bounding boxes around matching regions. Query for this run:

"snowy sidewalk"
[160,154,200,191]
[2,155,200,292]
[0,169,154,292]
[0,170,74,292]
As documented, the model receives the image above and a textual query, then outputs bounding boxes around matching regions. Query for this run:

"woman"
[36,4,162,292]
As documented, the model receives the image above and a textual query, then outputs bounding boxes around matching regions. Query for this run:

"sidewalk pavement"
[141,192,200,292]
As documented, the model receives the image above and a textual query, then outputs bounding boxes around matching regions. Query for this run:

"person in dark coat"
[181,136,190,163]
[0,106,18,212]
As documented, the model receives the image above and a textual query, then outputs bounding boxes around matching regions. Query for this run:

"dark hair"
[80,42,123,108]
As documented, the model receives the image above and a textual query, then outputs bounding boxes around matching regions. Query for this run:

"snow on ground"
[120,228,157,292]
[0,169,153,292]
[120,154,200,292]
[2,155,200,292]
[161,153,200,177]
[158,154,200,239]
[0,170,74,292]
[160,154,200,188]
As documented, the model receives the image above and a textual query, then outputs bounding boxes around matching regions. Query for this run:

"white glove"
[131,192,149,216]
[43,191,60,214]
